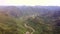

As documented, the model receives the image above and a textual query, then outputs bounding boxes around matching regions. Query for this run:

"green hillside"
[0,12,60,34]
[0,13,18,34]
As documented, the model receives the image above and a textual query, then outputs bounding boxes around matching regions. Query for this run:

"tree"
[0,12,18,34]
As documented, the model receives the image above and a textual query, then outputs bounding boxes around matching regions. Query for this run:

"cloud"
[0,0,60,6]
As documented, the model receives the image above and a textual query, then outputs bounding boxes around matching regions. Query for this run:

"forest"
[0,6,60,34]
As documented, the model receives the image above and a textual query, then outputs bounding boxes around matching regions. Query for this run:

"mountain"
[0,6,60,18]
[0,6,60,34]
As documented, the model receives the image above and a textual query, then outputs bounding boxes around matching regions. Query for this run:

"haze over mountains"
[0,6,60,17]
[0,6,60,34]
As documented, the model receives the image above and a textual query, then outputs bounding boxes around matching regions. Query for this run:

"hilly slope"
[0,6,60,34]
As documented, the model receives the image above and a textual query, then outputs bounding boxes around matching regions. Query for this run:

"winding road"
[24,24,35,34]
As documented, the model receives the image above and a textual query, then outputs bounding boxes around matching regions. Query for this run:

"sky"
[0,0,60,6]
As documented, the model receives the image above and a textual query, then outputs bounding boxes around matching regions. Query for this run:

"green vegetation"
[0,11,60,34]
[25,16,53,34]
[0,13,18,34]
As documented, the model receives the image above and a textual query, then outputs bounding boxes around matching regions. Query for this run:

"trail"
[24,24,35,34]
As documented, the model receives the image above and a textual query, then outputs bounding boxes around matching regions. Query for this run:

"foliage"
[0,13,18,34]
[25,16,53,34]
[0,10,60,34]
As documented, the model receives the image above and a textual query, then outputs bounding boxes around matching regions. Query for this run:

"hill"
[0,6,60,34]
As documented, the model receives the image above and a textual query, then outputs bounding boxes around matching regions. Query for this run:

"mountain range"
[0,6,60,18]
